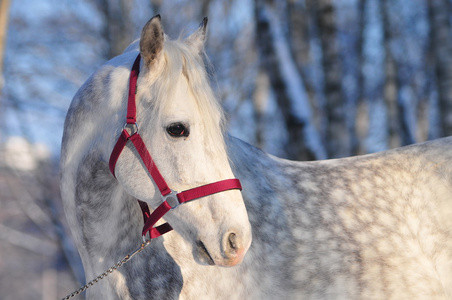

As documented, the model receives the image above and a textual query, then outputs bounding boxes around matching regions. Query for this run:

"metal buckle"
[123,122,139,136]
[162,190,180,209]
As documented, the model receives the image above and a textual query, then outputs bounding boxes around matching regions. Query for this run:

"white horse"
[61,16,452,299]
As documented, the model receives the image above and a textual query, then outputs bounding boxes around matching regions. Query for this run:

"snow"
[2,136,51,171]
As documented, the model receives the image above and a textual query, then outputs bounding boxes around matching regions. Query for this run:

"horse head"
[110,16,252,267]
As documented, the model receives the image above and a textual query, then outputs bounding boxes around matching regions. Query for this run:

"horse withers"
[61,15,452,299]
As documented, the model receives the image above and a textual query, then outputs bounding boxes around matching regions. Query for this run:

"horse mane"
[141,36,227,153]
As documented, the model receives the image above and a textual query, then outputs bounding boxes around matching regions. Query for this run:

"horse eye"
[167,123,189,137]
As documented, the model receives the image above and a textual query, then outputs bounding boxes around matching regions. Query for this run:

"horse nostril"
[226,232,238,254]
[219,231,248,266]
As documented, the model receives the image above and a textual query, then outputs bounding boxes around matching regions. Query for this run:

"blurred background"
[0,0,451,298]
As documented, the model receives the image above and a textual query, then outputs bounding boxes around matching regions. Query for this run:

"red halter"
[109,54,242,240]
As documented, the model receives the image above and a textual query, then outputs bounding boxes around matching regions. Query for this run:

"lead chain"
[61,240,152,300]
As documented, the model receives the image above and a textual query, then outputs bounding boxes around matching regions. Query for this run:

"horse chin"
[194,240,246,267]
[214,249,246,267]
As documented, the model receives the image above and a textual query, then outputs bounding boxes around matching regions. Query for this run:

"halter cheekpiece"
[109,54,242,240]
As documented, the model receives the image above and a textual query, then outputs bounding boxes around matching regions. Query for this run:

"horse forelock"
[138,37,227,155]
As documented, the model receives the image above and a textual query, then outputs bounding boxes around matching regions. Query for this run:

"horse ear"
[186,17,208,53]
[140,15,164,66]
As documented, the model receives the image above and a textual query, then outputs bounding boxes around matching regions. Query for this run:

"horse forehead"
[168,75,196,110]
[147,78,200,128]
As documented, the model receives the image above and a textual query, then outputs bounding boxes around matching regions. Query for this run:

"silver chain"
[61,240,152,300]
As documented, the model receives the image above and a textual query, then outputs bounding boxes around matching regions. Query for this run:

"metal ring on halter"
[142,234,151,243]
[162,190,180,209]
[123,122,139,136]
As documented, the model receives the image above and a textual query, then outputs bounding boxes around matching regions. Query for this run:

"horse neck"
[62,148,186,298]
[75,152,143,267]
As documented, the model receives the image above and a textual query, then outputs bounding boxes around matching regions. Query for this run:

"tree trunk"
[0,0,10,78]
[428,0,452,137]
[0,0,11,142]
[354,0,368,155]
[150,0,162,16]
[288,0,316,113]
[95,0,133,59]
[253,68,269,150]
[254,0,326,160]
[381,0,401,149]
[313,0,349,158]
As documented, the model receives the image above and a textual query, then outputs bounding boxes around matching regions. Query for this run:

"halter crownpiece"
[109,54,243,240]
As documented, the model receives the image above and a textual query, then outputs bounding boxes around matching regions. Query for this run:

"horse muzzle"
[196,229,251,267]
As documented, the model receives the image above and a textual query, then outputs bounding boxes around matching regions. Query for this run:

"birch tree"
[254,0,326,160]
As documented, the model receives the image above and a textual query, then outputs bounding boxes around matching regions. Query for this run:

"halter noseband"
[109,54,242,240]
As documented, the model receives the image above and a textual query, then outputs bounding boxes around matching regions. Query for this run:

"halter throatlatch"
[109,54,242,240]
